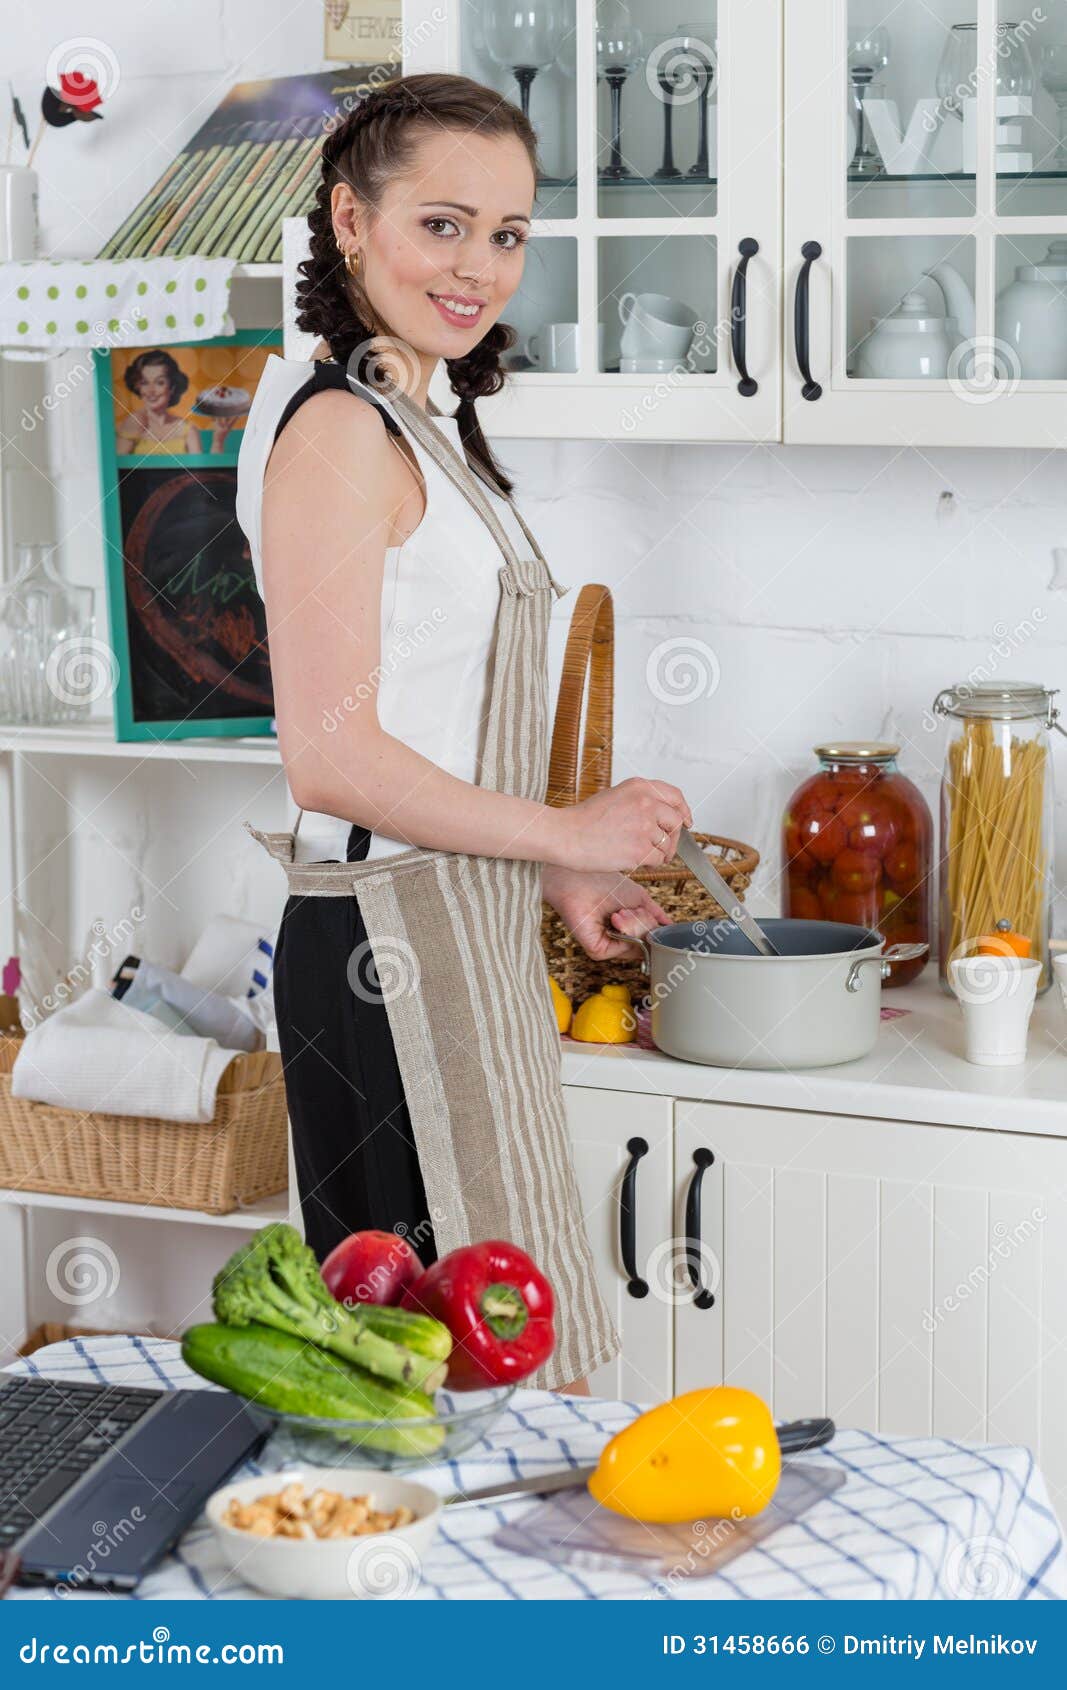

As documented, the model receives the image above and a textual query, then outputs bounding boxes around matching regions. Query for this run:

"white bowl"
[205,1466,442,1599]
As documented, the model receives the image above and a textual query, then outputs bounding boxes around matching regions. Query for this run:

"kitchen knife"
[676,826,781,957]
[443,1416,835,1509]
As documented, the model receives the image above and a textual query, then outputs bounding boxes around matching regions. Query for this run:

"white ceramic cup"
[618,291,698,359]
[948,954,1041,1066]
[525,322,604,372]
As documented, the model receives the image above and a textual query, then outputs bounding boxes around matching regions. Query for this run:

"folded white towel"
[12,989,236,1124]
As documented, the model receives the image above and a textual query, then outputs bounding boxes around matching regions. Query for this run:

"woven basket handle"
[546,583,614,808]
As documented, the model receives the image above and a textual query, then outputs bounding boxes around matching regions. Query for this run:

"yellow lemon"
[548,975,572,1034]
[570,983,636,1044]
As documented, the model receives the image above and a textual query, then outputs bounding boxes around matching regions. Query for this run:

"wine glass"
[848,24,890,177]
[669,23,718,179]
[597,1,643,180]
[1040,42,1067,167]
[482,1,569,120]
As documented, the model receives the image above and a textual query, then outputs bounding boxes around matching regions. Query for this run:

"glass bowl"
[244,1386,516,1472]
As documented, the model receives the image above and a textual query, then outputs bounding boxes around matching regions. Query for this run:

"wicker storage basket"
[0,1025,288,1216]
[541,584,760,1003]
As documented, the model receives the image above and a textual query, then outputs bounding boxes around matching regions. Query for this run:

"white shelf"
[233,263,282,279]
[0,1187,290,1229]
[0,721,282,764]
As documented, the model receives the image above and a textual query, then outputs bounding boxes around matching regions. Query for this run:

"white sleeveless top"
[236,355,550,863]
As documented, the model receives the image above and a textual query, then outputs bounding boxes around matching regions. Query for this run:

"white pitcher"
[853,291,960,379]
[927,246,1067,380]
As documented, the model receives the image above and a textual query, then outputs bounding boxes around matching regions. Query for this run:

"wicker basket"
[0,1026,288,1216]
[541,584,760,1003]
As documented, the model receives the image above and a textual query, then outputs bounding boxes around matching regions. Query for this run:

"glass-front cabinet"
[405,0,782,440]
[786,0,1067,445]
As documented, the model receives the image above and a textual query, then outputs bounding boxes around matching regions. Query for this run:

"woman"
[118,350,235,455]
[236,74,691,1392]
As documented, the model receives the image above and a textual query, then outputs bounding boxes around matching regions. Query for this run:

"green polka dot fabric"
[0,258,236,349]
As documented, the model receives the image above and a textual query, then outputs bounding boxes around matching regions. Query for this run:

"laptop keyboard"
[0,1377,161,1549]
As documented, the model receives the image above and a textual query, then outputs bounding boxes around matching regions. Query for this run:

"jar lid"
[814,741,899,762]
[933,680,1057,722]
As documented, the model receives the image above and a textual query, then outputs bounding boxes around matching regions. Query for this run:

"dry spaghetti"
[944,717,1048,970]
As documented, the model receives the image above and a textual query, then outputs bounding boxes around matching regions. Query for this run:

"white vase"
[0,166,38,261]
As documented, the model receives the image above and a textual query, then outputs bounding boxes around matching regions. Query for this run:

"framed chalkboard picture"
[93,330,279,741]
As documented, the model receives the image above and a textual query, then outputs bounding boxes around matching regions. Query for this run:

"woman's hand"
[542,778,692,873]
[543,866,671,962]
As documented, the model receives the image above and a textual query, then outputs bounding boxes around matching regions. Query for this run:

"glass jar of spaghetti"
[933,681,1063,995]
[782,743,933,987]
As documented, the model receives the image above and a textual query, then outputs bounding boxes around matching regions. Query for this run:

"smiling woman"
[235,74,692,1394]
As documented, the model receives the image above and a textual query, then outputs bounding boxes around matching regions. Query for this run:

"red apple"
[321,1229,423,1308]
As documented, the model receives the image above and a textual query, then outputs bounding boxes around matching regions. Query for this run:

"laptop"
[0,1374,267,1591]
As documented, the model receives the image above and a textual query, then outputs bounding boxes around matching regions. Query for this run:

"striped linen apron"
[251,392,619,1389]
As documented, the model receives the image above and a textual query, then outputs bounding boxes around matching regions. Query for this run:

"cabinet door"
[674,1099,1067,1519]
[785,0,1067,445]
[563,1086,673,1399]
[406,1,782,442]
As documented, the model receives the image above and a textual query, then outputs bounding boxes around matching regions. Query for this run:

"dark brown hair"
[124,349,188,404]
[296,73,538,495]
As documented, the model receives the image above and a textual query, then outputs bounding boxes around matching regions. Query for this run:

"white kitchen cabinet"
[563,1085,673,1399]
[404,1,782,442]
[402,1,1067,446]
[785,0,1067,446]
[563,1079,1067,1516]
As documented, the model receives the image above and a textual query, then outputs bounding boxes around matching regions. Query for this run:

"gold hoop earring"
[344,248,361,277]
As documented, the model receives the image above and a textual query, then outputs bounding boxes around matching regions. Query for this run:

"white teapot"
[853,291,960,379]
[927,245,1067,380]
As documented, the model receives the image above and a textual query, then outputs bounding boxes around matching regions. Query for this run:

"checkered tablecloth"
[5,1337,1066,1600]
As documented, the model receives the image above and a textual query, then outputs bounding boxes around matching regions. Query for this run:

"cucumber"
[181,1322,445,1456]
[357,1303,452,1363]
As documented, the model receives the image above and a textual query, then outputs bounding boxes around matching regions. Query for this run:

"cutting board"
[493,1462,846,1580]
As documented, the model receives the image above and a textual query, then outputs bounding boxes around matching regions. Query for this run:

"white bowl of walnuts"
[206,1467,442,1599]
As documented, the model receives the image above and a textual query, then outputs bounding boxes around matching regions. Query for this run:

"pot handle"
[845,942,928,994]
[620,1136,650,1299]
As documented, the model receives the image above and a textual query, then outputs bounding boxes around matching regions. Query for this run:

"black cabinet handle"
[793,240,823,401]
[620,1136,649,1298]
[684,1147,716,1309]
[730,237,759,397]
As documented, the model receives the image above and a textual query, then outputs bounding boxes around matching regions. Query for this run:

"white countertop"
[559,975,1067,1139]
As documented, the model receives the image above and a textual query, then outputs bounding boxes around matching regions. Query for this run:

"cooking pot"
[641,918,927,1070]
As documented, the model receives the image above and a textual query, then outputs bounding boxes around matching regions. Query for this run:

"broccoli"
[212,1223,446,1393]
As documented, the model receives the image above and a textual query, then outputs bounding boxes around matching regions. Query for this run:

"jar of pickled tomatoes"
[782,743,933,987]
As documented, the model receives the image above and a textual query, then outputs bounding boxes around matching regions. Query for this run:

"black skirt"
[272,828,438,1268]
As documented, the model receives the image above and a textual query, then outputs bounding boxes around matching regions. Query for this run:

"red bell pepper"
[402,1241,555,1390]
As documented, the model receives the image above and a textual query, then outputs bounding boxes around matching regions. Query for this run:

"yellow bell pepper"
[548,975,572,1034]
[588,1386,781,1523]
[570,983,636,1045]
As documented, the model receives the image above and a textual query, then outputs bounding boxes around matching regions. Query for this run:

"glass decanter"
[0,544,98,724]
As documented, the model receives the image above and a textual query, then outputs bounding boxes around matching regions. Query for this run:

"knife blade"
[676,827,780,957]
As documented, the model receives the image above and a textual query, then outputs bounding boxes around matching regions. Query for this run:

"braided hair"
[296,73,538,496]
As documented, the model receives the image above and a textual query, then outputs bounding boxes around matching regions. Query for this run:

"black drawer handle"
[684,1147,716,1309]
[620,1136,649,1298]
[794,240,823,401]
[730,237,759,397]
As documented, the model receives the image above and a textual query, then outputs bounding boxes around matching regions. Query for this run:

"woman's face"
[136,363,173,408]
[338,128,535,359]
